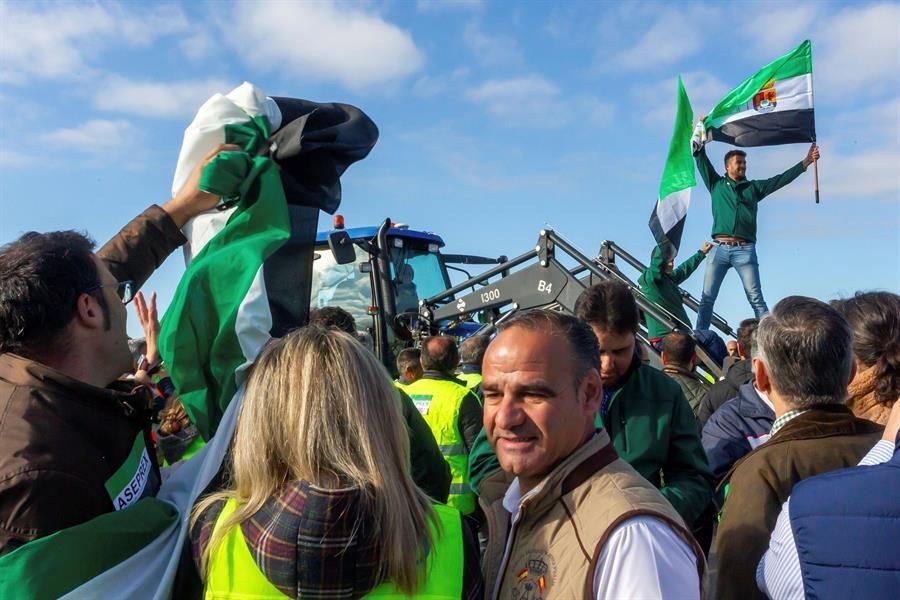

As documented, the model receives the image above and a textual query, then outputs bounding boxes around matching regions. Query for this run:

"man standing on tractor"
[693,137,820,330]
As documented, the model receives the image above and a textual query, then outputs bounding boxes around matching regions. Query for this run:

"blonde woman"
[190,326,482,598]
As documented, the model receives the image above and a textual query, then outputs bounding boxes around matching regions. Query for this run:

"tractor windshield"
[310,245,373,327]
[388,239,451,314]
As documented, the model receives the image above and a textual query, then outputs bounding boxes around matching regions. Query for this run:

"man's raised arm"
[753,144,819,200]
[694,146,721,192]
[98,144,239,286]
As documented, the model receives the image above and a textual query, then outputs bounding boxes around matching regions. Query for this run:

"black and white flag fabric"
[649,76,696,259]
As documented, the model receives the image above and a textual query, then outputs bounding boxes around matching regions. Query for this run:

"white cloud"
[573,97,616,127]
[747,137,899,202]
[463,21,522,67]
[413,68,471,98]
[820,147,900,198]
[634,71,730,127]
[231,1,424,90]
[466,75,560,116]
[599,8,705,71]
[180,31,216,61]
[465,75,564,127]
[833,97,900,147]
[0,3,188,84]
[416,0,483,13]
[736,3,900,100]
[38,120,138,153]
[465,75,613,128]
[94,76,233,119]
[817,3,900,95]
[400,124,565,193]
[0,148,38,168]
[740,4,821,55]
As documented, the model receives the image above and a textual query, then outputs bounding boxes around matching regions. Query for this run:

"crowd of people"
[1,145,898,600]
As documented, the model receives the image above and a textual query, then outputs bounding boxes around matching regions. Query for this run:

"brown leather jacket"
[714,405,883,600]
[0,206,186,556]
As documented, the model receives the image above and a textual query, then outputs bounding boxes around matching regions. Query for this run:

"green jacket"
[638,245,706,338]
[696,148,806,243]
[468,360,714,526]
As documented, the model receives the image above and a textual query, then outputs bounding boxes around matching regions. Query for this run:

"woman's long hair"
[191,326,436,594]
[832,291,900,404]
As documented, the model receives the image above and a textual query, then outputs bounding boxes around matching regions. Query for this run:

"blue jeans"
[696,242,768,330]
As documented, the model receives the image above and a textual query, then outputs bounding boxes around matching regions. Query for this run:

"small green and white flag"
[648,76,696,257]
[699,40,815,148]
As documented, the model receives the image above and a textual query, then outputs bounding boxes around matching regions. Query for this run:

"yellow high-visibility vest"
[456,372,482,391]
[205,498,464,599]
[404,378,477,514]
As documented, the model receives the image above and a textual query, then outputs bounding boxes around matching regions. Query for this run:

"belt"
[715,239,750,247]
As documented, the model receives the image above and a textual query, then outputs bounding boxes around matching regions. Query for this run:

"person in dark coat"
[756,400,900,599]
[697,318,758,427]
[714,297,884,600]
[661,331,712,416]
[0,146,237,555]
[702,382,775,484]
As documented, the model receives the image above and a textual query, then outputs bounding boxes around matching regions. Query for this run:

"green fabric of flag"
[660,76,696,203]
[702,40,815,147]
[158,116,291,440]
[648,76,695,257]
[0,499,177,599]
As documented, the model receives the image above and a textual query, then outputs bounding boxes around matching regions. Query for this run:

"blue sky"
[1,0,898,338]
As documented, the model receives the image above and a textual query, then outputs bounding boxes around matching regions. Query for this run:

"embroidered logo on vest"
[511,553,556,599]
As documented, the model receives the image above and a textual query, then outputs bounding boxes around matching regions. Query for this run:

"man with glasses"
[0,145,236,556]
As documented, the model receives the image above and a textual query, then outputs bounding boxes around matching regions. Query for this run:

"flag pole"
[813,154,820,204]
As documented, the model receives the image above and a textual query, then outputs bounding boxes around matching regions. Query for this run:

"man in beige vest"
[479,309,705,599]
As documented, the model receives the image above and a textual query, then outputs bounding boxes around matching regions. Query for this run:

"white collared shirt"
[495,477,701,600]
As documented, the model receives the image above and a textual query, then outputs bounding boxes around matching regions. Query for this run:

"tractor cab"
[312,221,450,328]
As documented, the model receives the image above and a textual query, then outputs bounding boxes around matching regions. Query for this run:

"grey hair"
[755,296,853,409]
[749,330,761,361]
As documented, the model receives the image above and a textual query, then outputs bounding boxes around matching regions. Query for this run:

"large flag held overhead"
[699,40,815,148]
[648,76,696,259]
[163,83,378,441]
[0,83,378,599]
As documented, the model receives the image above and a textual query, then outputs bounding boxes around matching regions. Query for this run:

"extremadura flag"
[702,40,815,147]
[648,76,696,258]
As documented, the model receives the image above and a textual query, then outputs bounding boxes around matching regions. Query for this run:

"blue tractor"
[312,216,505,372]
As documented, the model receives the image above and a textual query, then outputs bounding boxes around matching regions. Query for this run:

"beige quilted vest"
[480,431,706,599]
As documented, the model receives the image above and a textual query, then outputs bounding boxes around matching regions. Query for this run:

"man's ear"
[660,351,668,365]
[754,358,771,393]
[580,369,603,416]
[74,293,104,331]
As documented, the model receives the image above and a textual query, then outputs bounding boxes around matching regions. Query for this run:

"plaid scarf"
[192,480,382,598]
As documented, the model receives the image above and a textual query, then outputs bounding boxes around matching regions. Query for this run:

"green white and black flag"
[0,83,378,600]
[700,40,815,147]
[649,76,696,258]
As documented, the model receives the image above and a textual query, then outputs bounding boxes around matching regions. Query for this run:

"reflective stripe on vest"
[404,378,476,514]
[205,498,464,599]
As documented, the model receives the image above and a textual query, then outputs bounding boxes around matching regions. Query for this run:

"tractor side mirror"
[328,230,356,265]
